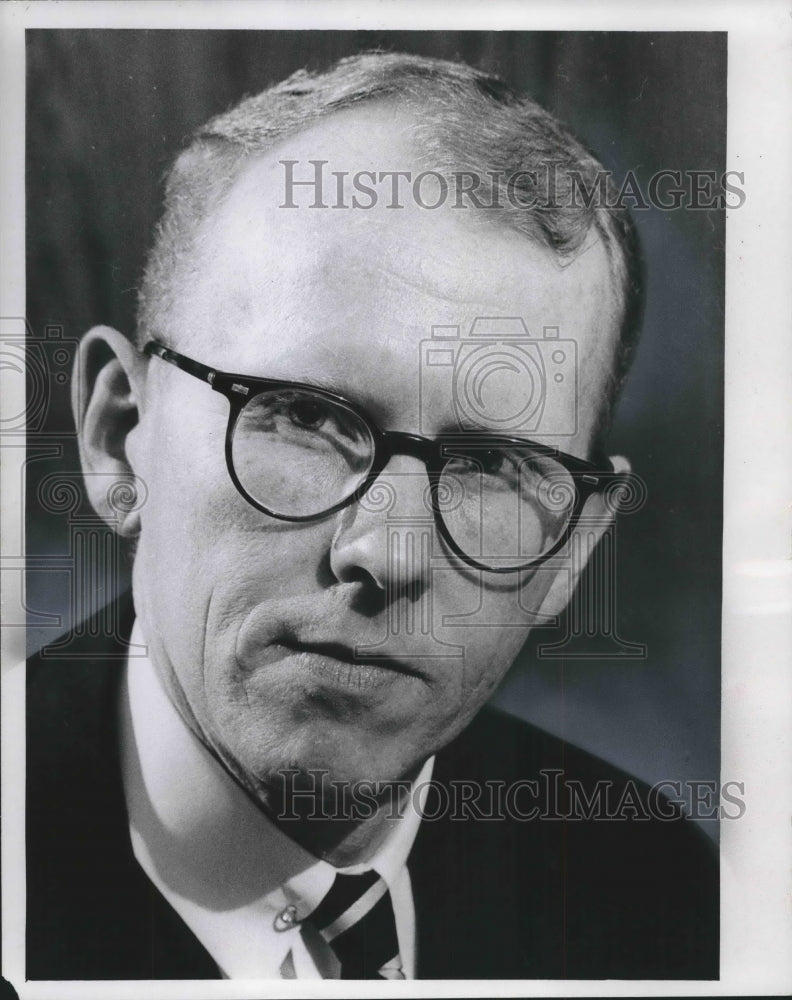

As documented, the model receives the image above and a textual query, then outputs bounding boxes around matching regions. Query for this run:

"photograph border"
[2,2,791,997]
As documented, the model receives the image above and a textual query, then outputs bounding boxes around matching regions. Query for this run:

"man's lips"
[278,638,426,679]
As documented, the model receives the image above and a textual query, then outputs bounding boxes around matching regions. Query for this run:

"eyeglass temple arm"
[143,341,217,385]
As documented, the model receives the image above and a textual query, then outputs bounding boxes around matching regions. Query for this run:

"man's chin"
[217,737,427,821]
[256,753,423,804]
[212,695,435,785]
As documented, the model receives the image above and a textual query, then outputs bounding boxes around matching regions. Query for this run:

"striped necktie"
[306,869,405,979]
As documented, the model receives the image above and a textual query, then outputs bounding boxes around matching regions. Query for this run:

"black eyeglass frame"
[143,340,624,574]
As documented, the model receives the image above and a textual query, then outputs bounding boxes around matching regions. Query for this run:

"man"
[27,52,717,980]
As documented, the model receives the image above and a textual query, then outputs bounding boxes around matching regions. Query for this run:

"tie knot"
[307,870,404,979]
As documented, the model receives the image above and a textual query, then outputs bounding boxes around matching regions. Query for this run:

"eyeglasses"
[143,340,623,574]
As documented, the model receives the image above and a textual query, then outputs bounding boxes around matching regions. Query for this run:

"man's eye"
[287,398,328,430]
[478,449,507,476]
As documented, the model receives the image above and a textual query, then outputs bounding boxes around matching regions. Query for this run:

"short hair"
[137,51,643,432]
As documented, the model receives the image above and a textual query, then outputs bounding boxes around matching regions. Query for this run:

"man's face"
[125,108,621,797]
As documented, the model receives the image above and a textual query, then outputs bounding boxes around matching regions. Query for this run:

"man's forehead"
[188,106,595,279]
[186,110,619,332]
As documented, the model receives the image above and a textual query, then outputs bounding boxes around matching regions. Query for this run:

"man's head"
[76,53,640,821]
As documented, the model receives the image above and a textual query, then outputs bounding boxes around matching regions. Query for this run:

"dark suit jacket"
[27,595,718,980]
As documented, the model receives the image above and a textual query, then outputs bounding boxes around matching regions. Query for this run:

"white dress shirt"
[119,620,433,979]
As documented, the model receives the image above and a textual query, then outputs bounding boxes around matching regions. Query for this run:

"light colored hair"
[137,52,643,425]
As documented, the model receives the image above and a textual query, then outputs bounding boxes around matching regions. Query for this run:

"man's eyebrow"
[290,371,350,392]
[238,364,367,402]
[269,369,355,396]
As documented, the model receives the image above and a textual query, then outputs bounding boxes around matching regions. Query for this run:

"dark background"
[25,30,726,821]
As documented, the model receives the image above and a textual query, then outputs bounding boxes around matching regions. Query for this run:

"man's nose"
[329,457,435,594]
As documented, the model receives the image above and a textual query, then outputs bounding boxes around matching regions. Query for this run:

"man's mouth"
[276,639,427,692]
[234,595,435,695]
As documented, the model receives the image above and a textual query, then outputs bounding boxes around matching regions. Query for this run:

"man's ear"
[73,326,146,537]
[535,455,632,622]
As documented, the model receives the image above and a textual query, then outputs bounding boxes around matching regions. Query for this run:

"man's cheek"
[445,600,537,709]
[452,653,508,715]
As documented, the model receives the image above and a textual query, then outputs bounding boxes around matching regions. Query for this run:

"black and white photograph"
[1,3,790,996]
